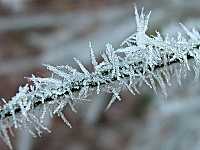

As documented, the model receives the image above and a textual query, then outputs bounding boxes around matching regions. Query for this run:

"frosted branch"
[1,7,200,149]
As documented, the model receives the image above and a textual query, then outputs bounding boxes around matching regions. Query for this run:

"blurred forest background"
[0,0,200,150]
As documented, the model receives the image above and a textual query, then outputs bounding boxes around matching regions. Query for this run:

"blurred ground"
[1,0,200,150]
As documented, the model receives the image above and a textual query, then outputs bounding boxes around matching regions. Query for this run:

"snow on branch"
[1,6,200,149]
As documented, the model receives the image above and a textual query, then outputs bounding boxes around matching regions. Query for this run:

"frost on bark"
[0,6,200,149]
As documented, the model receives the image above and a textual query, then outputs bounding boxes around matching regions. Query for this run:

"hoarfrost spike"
[135,5,151,33]
[106,95,116,111]
[106,89,121,110]
[1,98,7,104]
[89,41,98,69]
[67,99,77,113]
[180,23,198,40]
[59,112,72,128]
[2,127,13,150]
[43,64,68,78]
[74,57,90,76]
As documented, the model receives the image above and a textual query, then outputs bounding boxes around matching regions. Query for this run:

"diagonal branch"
[0,6,200,149]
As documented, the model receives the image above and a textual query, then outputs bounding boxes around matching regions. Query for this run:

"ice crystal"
[0,6,200,149]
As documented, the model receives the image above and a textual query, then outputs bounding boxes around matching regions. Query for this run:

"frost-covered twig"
[1,6,200,149]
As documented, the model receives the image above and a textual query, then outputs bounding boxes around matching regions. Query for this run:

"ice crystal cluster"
[1,7,200,149]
